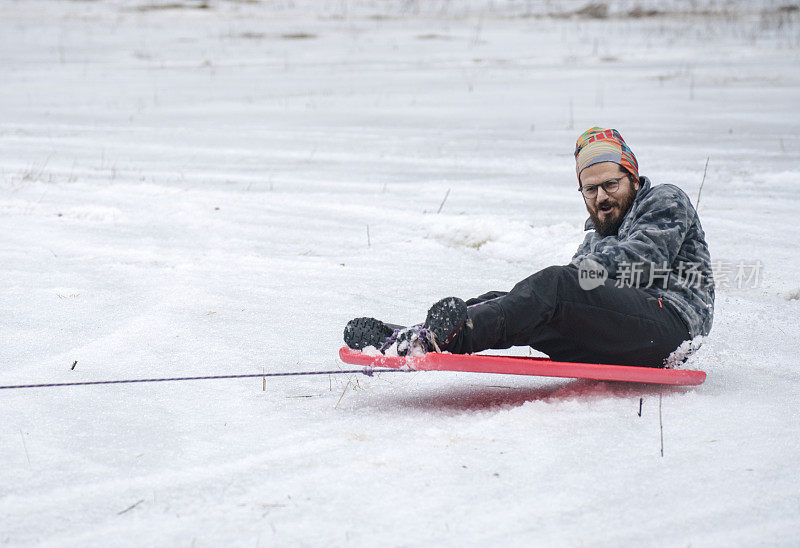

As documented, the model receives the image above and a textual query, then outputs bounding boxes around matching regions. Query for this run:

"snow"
[1,0,799,546]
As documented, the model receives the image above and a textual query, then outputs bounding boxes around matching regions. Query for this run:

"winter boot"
[343,317,404,351]
[395,297,469,356]
[424,296,469,351]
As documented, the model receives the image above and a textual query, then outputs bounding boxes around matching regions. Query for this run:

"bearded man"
[344,127,714,367]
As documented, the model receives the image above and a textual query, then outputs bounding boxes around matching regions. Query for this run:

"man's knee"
[500,265,581,319]
[539,265,578,283]
[514,265,578,296]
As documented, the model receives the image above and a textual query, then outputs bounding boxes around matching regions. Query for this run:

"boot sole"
[424,297,468,349]
[343,317,398,350]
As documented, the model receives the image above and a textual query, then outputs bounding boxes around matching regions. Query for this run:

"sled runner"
[339,347,706,386]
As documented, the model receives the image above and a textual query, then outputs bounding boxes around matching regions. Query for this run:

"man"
[344,127,714,367]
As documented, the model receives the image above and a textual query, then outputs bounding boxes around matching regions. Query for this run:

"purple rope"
[0,368,409,391]
[380,325,436,355]
[379,329,401,353]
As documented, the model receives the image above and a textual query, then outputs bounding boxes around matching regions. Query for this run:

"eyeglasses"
[579,176,627,199]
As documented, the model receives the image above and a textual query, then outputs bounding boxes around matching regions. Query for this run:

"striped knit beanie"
[574,127,639,186]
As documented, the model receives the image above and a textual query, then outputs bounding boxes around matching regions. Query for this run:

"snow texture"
[1,1,799,546]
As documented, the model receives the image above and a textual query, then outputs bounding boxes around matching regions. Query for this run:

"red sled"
[339,347,706,386]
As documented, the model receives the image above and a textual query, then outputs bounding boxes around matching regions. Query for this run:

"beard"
[588,182,637,237]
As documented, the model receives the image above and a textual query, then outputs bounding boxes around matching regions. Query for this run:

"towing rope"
[0,367,409,391]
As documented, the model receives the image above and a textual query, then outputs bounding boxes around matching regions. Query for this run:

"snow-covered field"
[2,1,799,545]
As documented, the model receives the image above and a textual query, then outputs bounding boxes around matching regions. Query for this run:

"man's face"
[579,162,640,237]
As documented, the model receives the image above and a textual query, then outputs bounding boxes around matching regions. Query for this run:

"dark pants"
[456,265,690,367]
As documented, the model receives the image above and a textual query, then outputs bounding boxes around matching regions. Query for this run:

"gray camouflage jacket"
[570,176,714,338]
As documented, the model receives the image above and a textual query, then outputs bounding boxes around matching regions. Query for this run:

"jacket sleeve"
[575,185,695,279]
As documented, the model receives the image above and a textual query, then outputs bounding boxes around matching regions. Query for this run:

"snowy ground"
[2,1,799,546]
